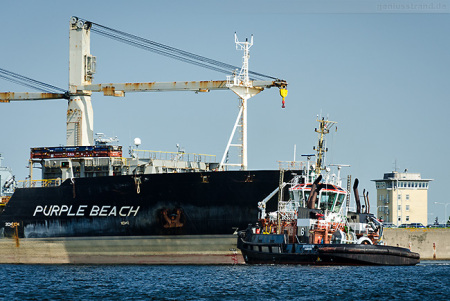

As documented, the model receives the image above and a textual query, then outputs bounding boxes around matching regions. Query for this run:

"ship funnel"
[363,189,367,214]
[307,175,322,209]
[366,191,370,214]
[353,178,361,213]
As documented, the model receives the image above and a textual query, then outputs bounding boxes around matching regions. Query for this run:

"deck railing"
[134,150,216,163]
[18,178,61,188]
[277,161,305,170]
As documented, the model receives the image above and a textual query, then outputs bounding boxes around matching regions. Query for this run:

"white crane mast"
[220,34,259,170]
[67,17,95,146]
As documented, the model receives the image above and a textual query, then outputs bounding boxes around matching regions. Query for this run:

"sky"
[1,0,449,224]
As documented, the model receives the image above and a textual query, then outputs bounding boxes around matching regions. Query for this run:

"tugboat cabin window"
[303,191,311,205]
[332,194,346,213]
[318,191,337,211]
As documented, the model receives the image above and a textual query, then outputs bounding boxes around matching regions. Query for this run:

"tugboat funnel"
[307,175,322,209]
[353,178,361,213]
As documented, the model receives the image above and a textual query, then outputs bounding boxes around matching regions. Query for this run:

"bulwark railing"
[134,150,216,163]
[18,178,62,188]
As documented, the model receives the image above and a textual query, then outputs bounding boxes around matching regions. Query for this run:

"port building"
[372,171,432,226]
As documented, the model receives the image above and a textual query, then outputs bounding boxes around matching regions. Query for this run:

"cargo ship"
[0,17,291,264]
[1,143,299,239]
[0,143,299,264]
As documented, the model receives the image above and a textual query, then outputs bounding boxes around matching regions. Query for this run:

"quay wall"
[382,228,450,260]
[0,230,448,264]
[0,235,244,264]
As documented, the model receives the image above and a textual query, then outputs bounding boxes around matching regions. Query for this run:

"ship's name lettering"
[33,205,140,217]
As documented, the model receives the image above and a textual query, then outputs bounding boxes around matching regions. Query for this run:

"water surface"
[0,261,447,300]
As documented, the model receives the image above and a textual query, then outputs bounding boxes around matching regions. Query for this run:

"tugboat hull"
[238,234,420,266]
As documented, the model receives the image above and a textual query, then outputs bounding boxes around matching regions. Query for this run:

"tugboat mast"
[314,117,337,175]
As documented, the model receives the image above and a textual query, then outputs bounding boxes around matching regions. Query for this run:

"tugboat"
[237,118,420,266]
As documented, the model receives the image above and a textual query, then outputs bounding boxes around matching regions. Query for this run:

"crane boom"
[0,92,67,102]
[73,79,285,96]
[0,79,286,101]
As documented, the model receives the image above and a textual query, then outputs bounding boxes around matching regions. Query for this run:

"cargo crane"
[0,17,287,170]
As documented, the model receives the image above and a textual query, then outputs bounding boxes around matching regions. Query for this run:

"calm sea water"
[0,261,447,300]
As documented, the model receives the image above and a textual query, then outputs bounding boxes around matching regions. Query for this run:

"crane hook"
[279,88,288,108]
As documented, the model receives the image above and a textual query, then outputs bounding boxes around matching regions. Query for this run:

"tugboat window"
[332,194,345,213]
[319,192,337,211]
[289,191,295,201]
[303,191,310,204]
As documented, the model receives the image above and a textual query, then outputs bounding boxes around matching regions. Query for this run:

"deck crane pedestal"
[0,16,288,171]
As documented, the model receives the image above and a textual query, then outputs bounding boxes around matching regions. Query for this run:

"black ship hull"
[237,233,420,266]
[0,170,296,239]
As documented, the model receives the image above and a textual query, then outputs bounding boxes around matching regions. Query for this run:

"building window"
[406,205,410,211]
[376,182,386,189]
[398,205,401,211]
[406,194,409,201]
[398,216,401,221]
[406,216,410,221]
[397,195,401,201]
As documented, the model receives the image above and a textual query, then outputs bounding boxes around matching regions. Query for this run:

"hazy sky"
[1,1,449,224]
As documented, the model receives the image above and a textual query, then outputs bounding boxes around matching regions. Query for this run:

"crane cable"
[1,18,281,94]
[92,27,237,77]
[77,17,277,81]
[0,67,67,94]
